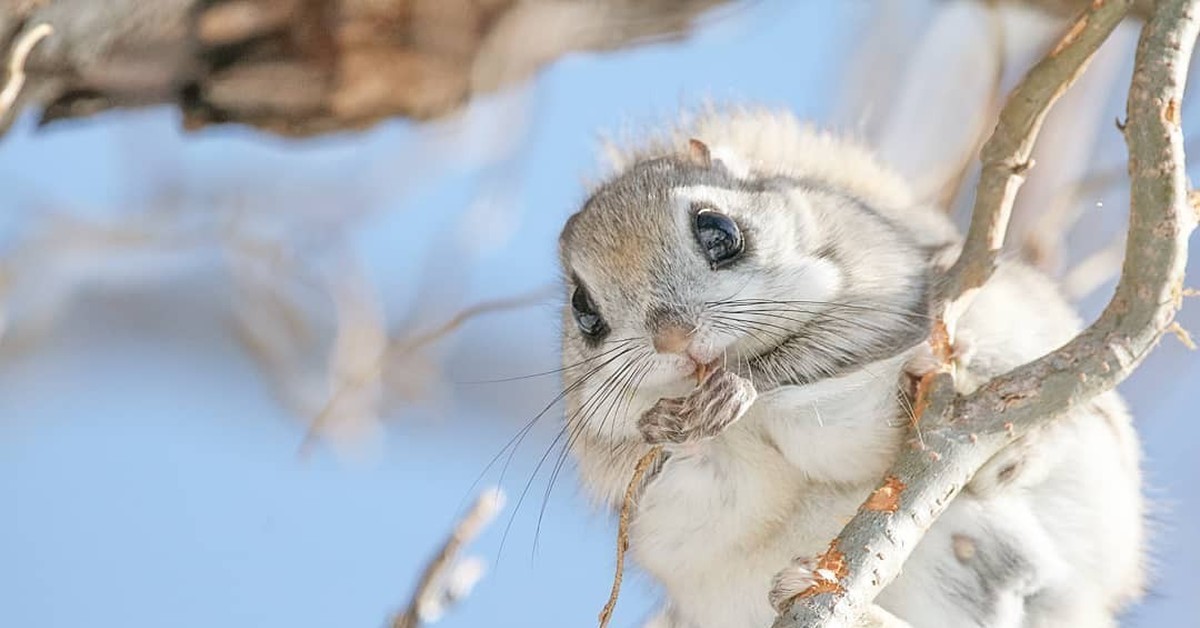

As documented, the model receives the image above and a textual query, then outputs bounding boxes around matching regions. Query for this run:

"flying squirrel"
[556,108,1145,628]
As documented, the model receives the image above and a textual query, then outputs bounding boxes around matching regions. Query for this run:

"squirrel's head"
[557,134,934,437]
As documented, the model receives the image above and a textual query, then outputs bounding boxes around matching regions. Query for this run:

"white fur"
[630,355,913,628]
[564,109,1144,628]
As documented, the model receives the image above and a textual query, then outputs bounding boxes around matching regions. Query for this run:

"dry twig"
[775,0,1199,625]
[391,487,506,628]
[599,444,664,628]
[1168,321,1197,350]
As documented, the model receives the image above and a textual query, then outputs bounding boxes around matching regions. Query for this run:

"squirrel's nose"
[652,324,693,354]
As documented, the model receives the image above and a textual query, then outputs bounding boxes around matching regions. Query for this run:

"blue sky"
[0,2,1196,627]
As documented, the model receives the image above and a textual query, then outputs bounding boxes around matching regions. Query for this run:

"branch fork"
[774,0,1199,625]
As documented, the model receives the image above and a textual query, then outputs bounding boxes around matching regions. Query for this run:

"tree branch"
[0,0,730,137]
[773,0,1198,625]
[0,22,51,122]
[390,488,506,628]
[941,0,1132,314]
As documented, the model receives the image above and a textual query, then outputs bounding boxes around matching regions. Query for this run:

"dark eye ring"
[571,284,608,338]
[694,207,744,269]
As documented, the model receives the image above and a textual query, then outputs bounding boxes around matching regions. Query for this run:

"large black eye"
[571,285,608,338]
[694,208,744,268]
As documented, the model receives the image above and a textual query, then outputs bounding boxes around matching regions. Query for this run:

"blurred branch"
[941,0,1129,315]
[1063,233,1126,300]
[930,3,1010,213]
[1026,133,1194,280]
[774,0,1200,625]
[1035,136,1200,212]
[0,22,51,123]
[863,0,1016,211]
[1008,5,1135,275]
[1017,0,1154,18]
[391,487,506,628]
[391,287,556,356]
[0,0,732,137]
[298,288,552,457]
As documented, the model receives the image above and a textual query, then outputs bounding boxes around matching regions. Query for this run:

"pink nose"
[652,324,693,354]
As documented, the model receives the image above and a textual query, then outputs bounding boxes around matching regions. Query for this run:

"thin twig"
[775,0,1200,624]
[922,0,1133,419]
[1167,322,1196,350]
[598,444,663,628]
[298,288,552,457]
[391,487,506,628]
[391,288,556,356]
[0,23,52,121]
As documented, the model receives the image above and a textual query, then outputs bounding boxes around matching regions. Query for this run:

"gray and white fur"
[557,108,1145,628]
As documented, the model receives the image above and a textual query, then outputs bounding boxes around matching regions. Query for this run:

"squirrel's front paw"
[638,367,757,445]
[904,331,977,379]
[903,340,942,381]
[768,555,820,613]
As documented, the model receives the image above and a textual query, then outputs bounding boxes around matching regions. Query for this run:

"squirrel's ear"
[687,138,712,168]
[710,145,750,179]
[688,138,750,178]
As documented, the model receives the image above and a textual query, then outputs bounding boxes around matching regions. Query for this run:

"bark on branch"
[773,0,1198,626]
